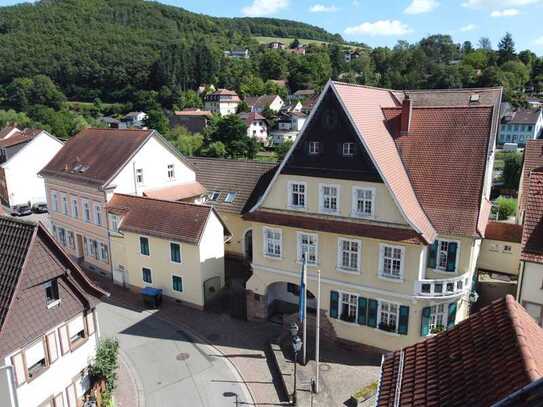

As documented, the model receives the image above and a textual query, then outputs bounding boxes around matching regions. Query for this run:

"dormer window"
[45,279,60,308]
[343,143,355,157]
[110,214,120,233]
[208,191,220,201]
[309,141,320,155]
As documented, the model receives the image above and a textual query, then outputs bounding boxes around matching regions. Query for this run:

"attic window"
[72,164,82,172]
[79,165,90,173]
[342,143,355,157]
[469,94,480,103]
[208,191,220,201]
[225,192,237,203]
[45,279,60,308]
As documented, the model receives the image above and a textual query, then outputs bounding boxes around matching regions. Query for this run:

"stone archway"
[265,281,317,322]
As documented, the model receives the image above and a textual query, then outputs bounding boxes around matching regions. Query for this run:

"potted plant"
[350,382,378,406]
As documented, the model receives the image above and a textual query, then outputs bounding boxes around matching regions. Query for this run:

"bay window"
[427,239,459,272]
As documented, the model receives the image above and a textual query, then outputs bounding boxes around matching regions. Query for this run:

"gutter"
[0,364,19,407]
[393,350,405,407]
[491,377,543,406]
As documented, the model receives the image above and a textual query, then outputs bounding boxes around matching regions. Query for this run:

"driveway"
[97,302,253,407]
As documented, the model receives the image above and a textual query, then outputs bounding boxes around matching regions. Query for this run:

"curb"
[118,347,145,407]
[114,297,257,406]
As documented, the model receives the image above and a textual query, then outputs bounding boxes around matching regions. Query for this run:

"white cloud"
[490,8,520,16]
[404,0,439,14]
[460,24,478,32]
[463,0,541,8]
[242,0,289,17]
[309,4,338,12]
[535,36,543,45]
[344,20,413,37]
[352,0,361,6]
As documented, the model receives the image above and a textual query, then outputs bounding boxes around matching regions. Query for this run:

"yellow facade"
[478,239,521,276]
[246,174,478,351]
[109,212,225,308]
[220,211,251,257]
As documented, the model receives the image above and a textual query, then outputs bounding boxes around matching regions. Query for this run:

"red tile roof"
[174,109,213,118]
[39,128,154,185]
[243,210,426,244]
[238,112,266,127]
[486,221,523,243]
[520,140,543,217]
[377,295,543,407]
[333,82,437,243]
[0,126,18,140]
[244,95,279,110]
[384,105,494,237]
[0,128,42,149]
[143,181,206,201]
[107,194,229,244]
[521,167,543,263]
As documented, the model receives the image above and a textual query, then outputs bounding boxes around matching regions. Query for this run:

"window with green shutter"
[421,306,432,336]
[330,291,339,319]
[172,275,183,292]
[357,297,368,325]
[428,239,459,272]
[398,305,409,335]
[447,302,457,328]
[367,299,378,328]
[140,236,150,256]
[170,242,181,263]
[427,241,438,269]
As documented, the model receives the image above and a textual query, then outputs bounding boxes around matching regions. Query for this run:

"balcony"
[415,273,471,298]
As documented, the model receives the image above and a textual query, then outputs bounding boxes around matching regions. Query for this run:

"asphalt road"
[97,302,252,407]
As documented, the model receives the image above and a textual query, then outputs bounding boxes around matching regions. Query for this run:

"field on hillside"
[253,36,359,50]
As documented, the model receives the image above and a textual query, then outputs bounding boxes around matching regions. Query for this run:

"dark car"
[11,204,32,217]
[32,202,48,213]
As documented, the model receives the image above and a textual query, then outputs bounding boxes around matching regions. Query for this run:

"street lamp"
[223,392,239,406]
[289,322,302,406]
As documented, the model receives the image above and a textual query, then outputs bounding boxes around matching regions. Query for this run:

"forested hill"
[0,0,341,98]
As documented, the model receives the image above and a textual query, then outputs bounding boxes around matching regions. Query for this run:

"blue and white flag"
[298,255,307,322]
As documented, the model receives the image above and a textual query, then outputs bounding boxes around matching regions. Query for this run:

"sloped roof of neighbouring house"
[244,95,280,111]
[39,128,158,186]
[174,108,213,118]
[206,89,240,101]
[521,167,543,264]
[238,112,266,127]
[187,157,277,215]
[0,216,107,355]
[143,181,207,201]
[0,128,44,149]
[504,109,542,125]
[377,295,543,407]
[485,221,523,243]
[520,140,543,216]
[0,126,18,140]
[107,194,230,244]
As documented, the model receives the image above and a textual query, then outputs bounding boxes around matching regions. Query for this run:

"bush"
[90,338,120,392]
[495,196,517,220]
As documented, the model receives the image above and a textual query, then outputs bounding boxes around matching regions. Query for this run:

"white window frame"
[319,184,340,214]
[352,187,375,218]
[432,238,460,273]
[263,227,282,259]
[337,238,361,274]
[82,200,91,223]
[109,214,120,233]
[379,244,405,281]
[136,168,144,184]
[342,142,355,157]
[338,290,359,324]
[288,181,307,210]
[170,241,182,264]
[67,230,75,250]
[297,232,319,266]
[225,192,237,203]
[50,190,58,212]
[171,273,183,293]
[94,204,102,226]
[99,242,109,263]
[309,141,320,154]
[167,164,175,181]
[377,300,400,334]
[142,267,153,285]
[61,193,68,215]
[71,196,79,219]
[427,303,447,335]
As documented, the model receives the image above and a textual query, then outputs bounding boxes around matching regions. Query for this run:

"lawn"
[253,36,360,50]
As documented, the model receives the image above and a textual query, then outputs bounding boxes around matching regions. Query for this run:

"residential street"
[97,302,253,407]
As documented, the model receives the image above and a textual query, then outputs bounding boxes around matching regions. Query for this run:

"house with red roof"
[243,80,502,350]
[238,112,269,145]
[376,295,543,406]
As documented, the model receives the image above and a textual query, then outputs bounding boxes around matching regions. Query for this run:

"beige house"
[204,89,241,116]
[39,128,199,277]
[243,81,502,351]
[477,221,522,278]
[107,194,230,308]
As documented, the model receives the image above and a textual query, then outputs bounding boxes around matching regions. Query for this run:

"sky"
[2,0,543,53]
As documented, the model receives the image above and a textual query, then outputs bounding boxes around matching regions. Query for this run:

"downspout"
[517,261,526,301]
[0,364,19,407]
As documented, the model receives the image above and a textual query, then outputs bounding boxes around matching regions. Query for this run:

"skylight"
[208,191,220,201]
[225,192,237,203]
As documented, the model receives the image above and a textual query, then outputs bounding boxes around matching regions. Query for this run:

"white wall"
[5,320,98,407]
[3,133,63,206]
[107,135,195,198]
[520,262,543,306]
[198,211,226,287]
[247,120,268,144]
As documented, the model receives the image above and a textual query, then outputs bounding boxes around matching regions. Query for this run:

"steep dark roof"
[39,128,154,185]
[107,194,229,244]
[521,167,543,264]
[377,295,543,407]
[187,157,277,214]
[506,109,541,125]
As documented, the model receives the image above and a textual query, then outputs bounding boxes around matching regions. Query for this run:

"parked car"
[32,202,48,213]
[11,204,32,217]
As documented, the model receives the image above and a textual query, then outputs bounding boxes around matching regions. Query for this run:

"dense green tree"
[5,76,65,112]
[0,109,31,128]
[205,115,259,159]
[498,33,516,64]
[478,37,492,50]
[171,126,204,156]
[144,109,170,134]
[502,152,523,190]
[258,50,288,80]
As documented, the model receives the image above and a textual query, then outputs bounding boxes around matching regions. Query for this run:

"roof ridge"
[505,295,543,381]
[111,192,213,210]
[188,156,277,165]
[332,80,502,94]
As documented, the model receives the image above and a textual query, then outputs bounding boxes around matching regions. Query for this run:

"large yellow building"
[243,81,502,351]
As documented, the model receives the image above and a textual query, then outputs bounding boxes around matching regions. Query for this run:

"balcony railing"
[415,273,471,298]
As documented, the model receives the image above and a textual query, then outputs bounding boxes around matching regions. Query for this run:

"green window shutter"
[330,291,339,319]
[357,297,368,325]
[367,299,378,328]
[447,302,457,329]
[398,305,409,335]
[427,240,438,269]
[446,242,458,272]
[421,306,431,336]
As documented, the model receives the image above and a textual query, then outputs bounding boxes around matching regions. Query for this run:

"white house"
[270,112,307,145]
[39,128,200,278]
[122,112,147,128]
[0,217,108,407]
[0,128,63,207]
[238,112,269,145]
[204,89,241,116]
[244,95,284,113]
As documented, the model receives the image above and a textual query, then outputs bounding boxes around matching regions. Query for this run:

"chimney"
[400,96,412,136]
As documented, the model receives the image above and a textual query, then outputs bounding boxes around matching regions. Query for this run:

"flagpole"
[303,272,307,365]
[315,269,321,393]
